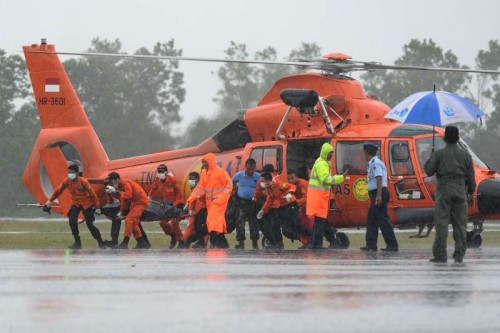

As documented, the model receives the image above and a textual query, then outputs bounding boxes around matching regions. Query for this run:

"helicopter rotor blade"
[30,50,311,68]
[30,50,500,75]
[357,61,500,75]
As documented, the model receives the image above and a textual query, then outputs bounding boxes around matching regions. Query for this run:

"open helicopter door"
[385,139,434,227]
[39,147,72,215]
[330,139,383,228]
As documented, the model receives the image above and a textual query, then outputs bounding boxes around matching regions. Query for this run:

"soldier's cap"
[107,172,120,180]
[444,126,459,142]
[67,164,79,173]
[363,143,378,154]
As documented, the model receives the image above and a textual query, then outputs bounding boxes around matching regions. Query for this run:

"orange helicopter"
[22,40,500,248]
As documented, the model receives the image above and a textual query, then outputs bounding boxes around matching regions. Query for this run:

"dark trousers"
[259,208,281,246]
[68,205,102,243]
[235,198,260,242]
[366,188,398,249]
[279,201,309,241]
[310,217,326,248]
[110,218,148,243]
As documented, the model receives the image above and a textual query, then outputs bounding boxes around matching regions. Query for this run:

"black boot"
[116,237,130,249]
[209,232,218,248]
[96,236,105,249]
[177,240,188,249]
[252,239,259,250]
[192,238,206,249]
[68,237,82,250]
[103,240,117,248]
[169,234,178,249]
[235,240,245,249]
[134,237,148,249]
[139,224,151,249]
[218,234,230,249]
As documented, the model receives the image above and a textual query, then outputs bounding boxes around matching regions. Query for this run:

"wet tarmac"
[1,248,500,333]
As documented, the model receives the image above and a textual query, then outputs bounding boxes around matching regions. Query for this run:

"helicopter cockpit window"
[416,137,445,171]
[336,141,380,175]
[416,136,488,171]
[250,146,283,173]
[389,141,414,176]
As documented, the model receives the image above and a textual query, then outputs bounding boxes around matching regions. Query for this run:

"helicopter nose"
[478,177,500,214]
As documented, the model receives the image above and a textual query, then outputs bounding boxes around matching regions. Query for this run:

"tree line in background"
[0,38,499,216]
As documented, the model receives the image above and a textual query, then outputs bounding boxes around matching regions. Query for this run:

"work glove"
[284,193,292,202]
[105,185,116,194]
[116,211,123,220]
[94,207,101,215]
[256,210,264,220]
[42,201,51,214]
[189,210,194,217]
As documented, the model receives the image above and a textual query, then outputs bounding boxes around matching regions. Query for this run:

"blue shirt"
[232,170,261,200]
[367,156,388,190]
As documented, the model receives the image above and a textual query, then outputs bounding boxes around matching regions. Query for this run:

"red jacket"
[294,177,309,208]
[50,176,99,209]
[118,179,149,208]
[262,181,296,213]
[149,175,183,205]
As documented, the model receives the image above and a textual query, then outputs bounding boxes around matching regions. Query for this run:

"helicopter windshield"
[416,136,488,170]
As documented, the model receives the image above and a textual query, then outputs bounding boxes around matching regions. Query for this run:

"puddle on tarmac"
[1,249,500,332]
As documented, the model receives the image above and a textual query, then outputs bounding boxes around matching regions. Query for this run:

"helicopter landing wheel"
[466,231,482,248]
[335,232,350,249]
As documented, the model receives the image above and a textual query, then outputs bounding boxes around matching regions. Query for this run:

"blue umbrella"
[385,90,485,126]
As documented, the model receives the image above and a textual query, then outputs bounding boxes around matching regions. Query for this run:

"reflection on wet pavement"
[1,249,500,332]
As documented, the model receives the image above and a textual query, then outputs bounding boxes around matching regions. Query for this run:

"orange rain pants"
[124,203,145,239]
[159,217,183,241]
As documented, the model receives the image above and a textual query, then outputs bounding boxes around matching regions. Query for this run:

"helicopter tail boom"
[22,42,110,213]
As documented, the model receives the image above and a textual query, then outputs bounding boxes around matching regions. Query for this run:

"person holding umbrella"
[424,126,476,263]
[385,87,484,263]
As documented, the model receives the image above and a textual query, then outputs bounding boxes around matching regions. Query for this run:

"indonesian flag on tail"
[45,78,60,93]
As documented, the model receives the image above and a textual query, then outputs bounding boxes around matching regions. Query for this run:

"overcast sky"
[3,0,499,135]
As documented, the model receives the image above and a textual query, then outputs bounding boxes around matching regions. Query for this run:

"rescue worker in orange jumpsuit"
[149,164,185,249]
[307,143,345,249]
[186,153,233,249]
[287,170,312,247]
[288,170,338,249]
[43,164,104,249]
[107,172,149,249]
[102,177,151,249]
[254,164,281,247]
[257,172,310,248]
[183,172,208,248]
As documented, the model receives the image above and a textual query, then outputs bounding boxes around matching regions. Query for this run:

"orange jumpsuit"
[262,182,297,212]
[118,179,148,239]
[50,177,99,210]
[294,177,313,244]
[149,175,184,241]
[187,153,233,234]
[254,173,280,209]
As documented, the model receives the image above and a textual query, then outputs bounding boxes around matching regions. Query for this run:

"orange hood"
[202,153,217,170]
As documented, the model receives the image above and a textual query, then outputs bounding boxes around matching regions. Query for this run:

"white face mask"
[157,172,166,180]
[68,173,77,180]
[188,179,196,187]
[260,182,267,189]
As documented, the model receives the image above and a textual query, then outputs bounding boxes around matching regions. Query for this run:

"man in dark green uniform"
[424,126,476,263]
